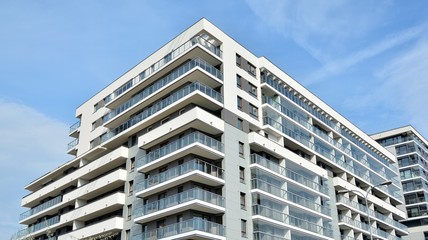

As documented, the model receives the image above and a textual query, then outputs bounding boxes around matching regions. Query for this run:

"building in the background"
[372,126,428,240]
[11,18,408,240]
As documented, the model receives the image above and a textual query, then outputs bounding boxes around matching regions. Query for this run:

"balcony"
[105,35,222,107]
[139,107,224,149]
[20,195,62,222]
[252,205,333,239]
[98,82,223,149]
[103,58,223,128]
[251,178,331,217]
[69,120,80,137]
[134,188,225,224]
[135,158,224,198]
[67,138,78,155]
[132,218,225,240]
[137,131,223,173]
[336,195,407,233]
[253,231,288,240]
[11,215,59,240]
[250,154,329,195]
[57,217,123,240]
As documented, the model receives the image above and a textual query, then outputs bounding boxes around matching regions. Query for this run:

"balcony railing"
[252,205,333,238]
[69,120,80,133]
[99,82,223,144]
[131,218,225,240]
[253,231,288,240]
[105,35,222,104]
[262,71,398,173]
[20,195,62,220]
[67,139,78,150]
[251,154,328,195]
[11,215,60,239]
[134,188,224,218]
[252,178,330,216]
[135,158,223,193]
[137,131,223,167]
[103,57,223,123]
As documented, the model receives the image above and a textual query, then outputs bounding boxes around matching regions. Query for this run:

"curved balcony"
[252,205,333,239]
[20,195,62,221]
[134,188,225,224]
[251,178,331,217]
[132,218,225,240]
[253,231,288,240]
[97,82,223,150]
[135,158,224,198]
[69,120,80,138]
[67,138,78,155]
[250,153,329,196]
[137,131,223,173]
[11,215,60,240]
[58,217,123,240]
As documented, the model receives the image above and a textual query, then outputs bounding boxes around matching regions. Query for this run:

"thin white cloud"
[344,36,428,136]
[0,99,70,236]
[305,23,428,85]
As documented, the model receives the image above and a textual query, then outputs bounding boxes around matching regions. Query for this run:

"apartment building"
[12,18,408,240]
[372,126,428,240]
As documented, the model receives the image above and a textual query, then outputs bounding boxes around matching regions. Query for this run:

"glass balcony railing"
[99,82,223,145]
[105,35,222,104]
[137,131,223,167]
[262,71,398,173]
[67,139,78,150]
[135,158,223,193]
[253,231,288,240]
[19,195,62,220]
[11,215,60,239]
[69,120,80,133]
[131,218,225,240]
[103,57,223,123]
[134,188,224,218]
[252,178,330,216]
[251,154,329,195]
[252,205,333,238]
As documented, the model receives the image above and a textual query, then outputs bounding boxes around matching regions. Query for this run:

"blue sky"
[1,0,428,237]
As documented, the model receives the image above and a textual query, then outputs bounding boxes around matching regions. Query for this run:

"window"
[94,103,100,112]
[128,180,134,196]
[237,118,243,130]
[125,230,130,240]
[237,96,243,110]
[127,204,132,220]
[241,219,247,237]
[161,117,170,125]
[240,192,246,209]
[248,83,257,97]
[179,108,186,115]
[130,157,135,172]
[249,104,258,118]
[239,166,245,183]
[237,75,242,88]
[236,54,241,66]
[239,142,244,158]
[248,63,256,76]
[130,135,137,146]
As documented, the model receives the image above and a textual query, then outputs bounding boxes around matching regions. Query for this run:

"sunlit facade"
[373,126,428,240]
[12,18,407,240]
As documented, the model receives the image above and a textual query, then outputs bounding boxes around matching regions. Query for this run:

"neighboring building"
[12,18,408,240]
[372,126,428,240]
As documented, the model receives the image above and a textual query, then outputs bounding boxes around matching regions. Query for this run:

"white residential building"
[372,126,428,240]
[12,18,407,240]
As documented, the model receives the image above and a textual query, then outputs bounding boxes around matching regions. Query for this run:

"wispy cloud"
[344,35,428,136]
[0,99,70,236]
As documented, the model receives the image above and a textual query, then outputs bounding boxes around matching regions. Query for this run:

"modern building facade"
[12,18,408,240]
[372,126,428,240]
